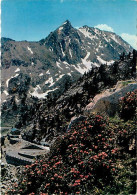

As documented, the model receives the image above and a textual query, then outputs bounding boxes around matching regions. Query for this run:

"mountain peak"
[57,20,74,36]
[62,20,72,26]
[82,25,89,29]
[58,20,73,31]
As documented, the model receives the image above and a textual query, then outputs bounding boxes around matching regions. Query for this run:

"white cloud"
[94,24,114,32]
[60,0,64,2]
[121,33,137,49]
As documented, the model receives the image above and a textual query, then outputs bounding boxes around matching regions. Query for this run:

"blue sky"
[1,0,137,49]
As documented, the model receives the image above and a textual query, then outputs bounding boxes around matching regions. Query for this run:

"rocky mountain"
[40,20,132,66]
[1,20,132,104]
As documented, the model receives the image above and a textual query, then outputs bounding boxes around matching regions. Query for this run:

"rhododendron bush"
[119,89,137,120]
[7,111,136,195]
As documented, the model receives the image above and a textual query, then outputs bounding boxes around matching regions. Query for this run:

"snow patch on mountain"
[15,97,20,103]
[92,62,100,67]
[107,60,115,65]
[79,28,94,40]
[15,68,20,72]
[97,56,115,65]
[60,43,65,57]
[64,61,69,66]
[6,79,10,87]
[59,27,63,31]
[67,73,71,77]
[27,46,33,54]
[74,64,88,74]
[45,77,54,86]
[39,73,44,76]
[3,90,9,96]
[63,21,67,25]
[99,44,103,48]
[103,36,109,43]
[37,85,41,90]
[56,62,63,69]
[81,52,92,72]
[14,74,19,78]
[30,87,58,99]
[97,56,108,64]
[46,70,50,74]
[110,34,120,44]
[56,74,65,81]
[69,49,72,58]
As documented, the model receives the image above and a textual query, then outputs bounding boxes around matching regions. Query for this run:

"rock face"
[85,81,137,117]
[41,20,86,65]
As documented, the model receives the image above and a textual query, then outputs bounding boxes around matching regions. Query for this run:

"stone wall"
[6,153,33,166]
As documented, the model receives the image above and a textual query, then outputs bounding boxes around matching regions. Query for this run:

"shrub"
[119,90,137,121]
[7,114,122,195]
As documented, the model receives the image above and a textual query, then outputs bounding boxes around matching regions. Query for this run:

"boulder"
[85,81,137,117]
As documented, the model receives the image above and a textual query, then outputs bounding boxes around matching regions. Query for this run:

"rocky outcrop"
[85,81,137,116]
